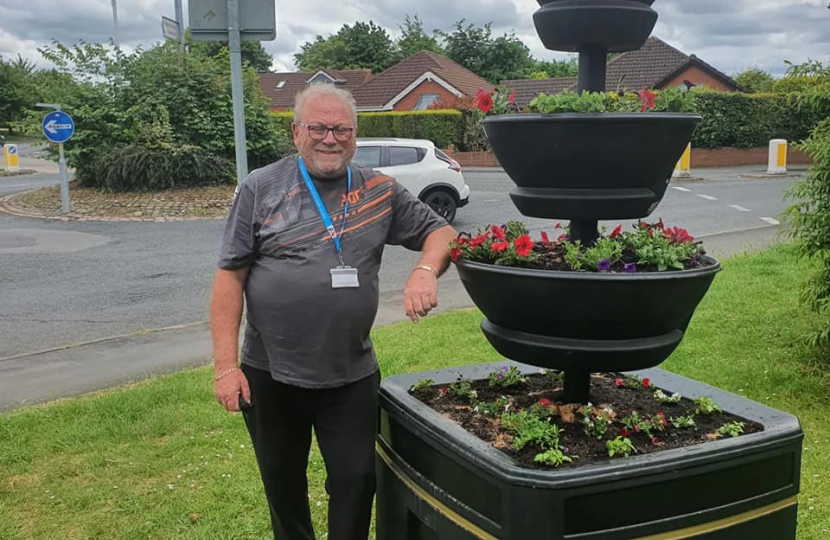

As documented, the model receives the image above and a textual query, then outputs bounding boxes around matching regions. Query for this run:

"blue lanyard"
[297,156,351,264]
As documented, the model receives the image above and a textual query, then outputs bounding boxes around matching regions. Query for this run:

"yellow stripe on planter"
[768,139,788,174]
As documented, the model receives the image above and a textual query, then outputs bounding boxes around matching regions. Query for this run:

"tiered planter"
[376,0,802,538]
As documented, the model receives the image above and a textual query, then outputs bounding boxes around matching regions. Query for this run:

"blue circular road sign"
[42,111,75,144]
[7,145,18,155]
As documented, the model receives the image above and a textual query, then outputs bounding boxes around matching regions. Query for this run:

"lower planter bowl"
[455,257,720,371]
[377,363,802,540]
[481,113,701,220]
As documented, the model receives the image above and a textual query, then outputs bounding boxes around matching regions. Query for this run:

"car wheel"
[423,189,457,224]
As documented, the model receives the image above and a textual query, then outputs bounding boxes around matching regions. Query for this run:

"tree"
[0,56,31,131]
[187,31,274,72]
[394,15,444,61]
[438,20,536,83]
[532,58,578,79]
[294,21,395,73]
[733,67,776,93]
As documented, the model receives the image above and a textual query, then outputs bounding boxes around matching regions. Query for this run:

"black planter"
[455,257,720,372]
[534,0,657,53]
[481,113,701,220]
[376,363,802,540]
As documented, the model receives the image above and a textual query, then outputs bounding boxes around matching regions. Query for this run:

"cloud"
[1,0,828,76]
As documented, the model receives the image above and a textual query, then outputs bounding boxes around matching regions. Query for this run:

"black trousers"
[241,364,380,540]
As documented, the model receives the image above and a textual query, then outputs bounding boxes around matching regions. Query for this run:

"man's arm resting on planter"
[209,267,251,412]
[403,225,457,323]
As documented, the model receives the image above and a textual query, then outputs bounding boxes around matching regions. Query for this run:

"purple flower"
[624,262,637,274]
[596,259,611,272]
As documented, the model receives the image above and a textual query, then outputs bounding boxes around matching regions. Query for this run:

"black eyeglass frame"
[295,121,355,142]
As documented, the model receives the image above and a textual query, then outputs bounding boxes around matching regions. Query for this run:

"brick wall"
[444,146,811,169]
[393,80,458,111]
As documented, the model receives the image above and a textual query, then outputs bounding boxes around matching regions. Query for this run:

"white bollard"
[672,143,692,179]
[3,144,20,172]
[767,139,788,174]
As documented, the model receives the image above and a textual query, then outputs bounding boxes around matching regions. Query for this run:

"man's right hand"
[214,369,251,412]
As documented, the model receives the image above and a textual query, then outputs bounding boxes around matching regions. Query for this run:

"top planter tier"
[481,113,701,220]
[534,0,658,53]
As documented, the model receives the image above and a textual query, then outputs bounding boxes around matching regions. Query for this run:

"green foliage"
[187,30,273,72]
[294,21,395,73]
[394,15,444,61]
[527,88,696,114]
[694,396,722,415]
[409,378,435,393]
[0,55,36,129]
[533,57,578,78]
[438,19,535,83]
[564,237,623,272]
[357,110,461,149]
[534,447,572,467]
[606,437,636,458]
[671,415,697,429]
[785,118,830,350]
[500,410,560,450]
[654,389,682,403]
[733,67,776,93]
[447,380,475,400]
[458,110,489,151]
[30,40,290,189]
[691,91,830,149]
[718,421,745,438]
[487,365,527,389]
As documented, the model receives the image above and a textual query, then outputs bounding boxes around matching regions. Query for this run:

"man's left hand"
[403,269,438,323]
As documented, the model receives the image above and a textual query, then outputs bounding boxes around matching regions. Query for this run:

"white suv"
[354,138,470,224]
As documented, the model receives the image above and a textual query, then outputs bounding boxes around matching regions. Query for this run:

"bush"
[357,110,461,149]
[773,76,823,94]
[784,117,830,350]
[692,91,830,149]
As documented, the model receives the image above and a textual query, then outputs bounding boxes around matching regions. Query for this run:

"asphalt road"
[0,167,802,408]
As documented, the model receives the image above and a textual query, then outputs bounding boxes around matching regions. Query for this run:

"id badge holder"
[331,266,360,289]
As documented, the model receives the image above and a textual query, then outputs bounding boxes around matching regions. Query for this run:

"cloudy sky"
[1,0,828,77]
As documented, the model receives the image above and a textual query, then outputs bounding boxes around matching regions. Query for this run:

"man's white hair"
[294,85,358,128]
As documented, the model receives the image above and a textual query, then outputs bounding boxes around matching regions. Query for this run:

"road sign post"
[3,144,20,172]
[189,0,276,185]
[37,104,75,214]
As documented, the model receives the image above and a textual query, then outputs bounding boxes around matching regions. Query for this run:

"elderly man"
[209,84,456,540]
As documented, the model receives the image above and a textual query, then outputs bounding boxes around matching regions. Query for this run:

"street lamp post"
[111,0,119,46]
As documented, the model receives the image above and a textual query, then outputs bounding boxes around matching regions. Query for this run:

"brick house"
[502,37,741,108]
[259,51,493,112]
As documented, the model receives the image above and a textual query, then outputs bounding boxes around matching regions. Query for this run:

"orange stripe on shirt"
[319,207,392,241]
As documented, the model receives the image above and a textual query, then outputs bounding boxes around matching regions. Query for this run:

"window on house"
[389,146,425,167]
[276,81,286,89]
[413,93,440,110]
[309,73,334,85]
[354,146,382,168]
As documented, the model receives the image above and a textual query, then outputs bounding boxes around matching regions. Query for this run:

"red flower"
[554,222,563,230]
[642,378,651,388]
[491,225,506,241]
[457,236,468,247]
[556,233,568,243]
[663,227,694,244]
[619,428,629,437]
[540,231,551,247]
[439,386,448,396]
[634,425,641,433]
[656,218,665,230]
[609,224,623,239]
[491,241,509,252]
[508,90,516,105]
[450,247,462,263]
[639,89,657,112]
[652,436,659,445]
[475,89,493,114]
[614,378,624,388]
[537,398,551,407]
[513,234,534,257]
[469,233,488,248]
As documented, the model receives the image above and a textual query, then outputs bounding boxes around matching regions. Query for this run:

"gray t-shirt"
[217,154,447,388]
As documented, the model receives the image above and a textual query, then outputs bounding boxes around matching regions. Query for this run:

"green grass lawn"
[1,244,828,540]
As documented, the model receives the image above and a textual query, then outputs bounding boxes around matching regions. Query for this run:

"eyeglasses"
[296,122,355,142]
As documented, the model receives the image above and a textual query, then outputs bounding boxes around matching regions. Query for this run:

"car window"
[354,146,381,168]
[388,146,425,167]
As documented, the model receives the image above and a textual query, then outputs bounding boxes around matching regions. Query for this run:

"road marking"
[697,194,718,201]
[728,204,751,212]
[672,187,692,192]
[760,217,781,226]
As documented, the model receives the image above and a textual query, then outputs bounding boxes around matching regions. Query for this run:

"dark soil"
[411,372,762,469]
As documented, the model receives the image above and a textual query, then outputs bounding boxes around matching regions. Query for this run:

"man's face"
[292,95,356,179]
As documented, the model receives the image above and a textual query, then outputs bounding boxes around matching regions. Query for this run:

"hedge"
[692,91,830,149]
[272,110,462,150]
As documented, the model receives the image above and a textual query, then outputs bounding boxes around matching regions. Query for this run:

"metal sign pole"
[227,0,248,185]
[59,143,70,214]
[174,0,185,52]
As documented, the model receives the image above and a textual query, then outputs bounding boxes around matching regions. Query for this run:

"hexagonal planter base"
[376,363,802,540]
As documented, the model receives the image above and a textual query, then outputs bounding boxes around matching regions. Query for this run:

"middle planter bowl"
[455,257,720,372]
[481,113,701,220]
